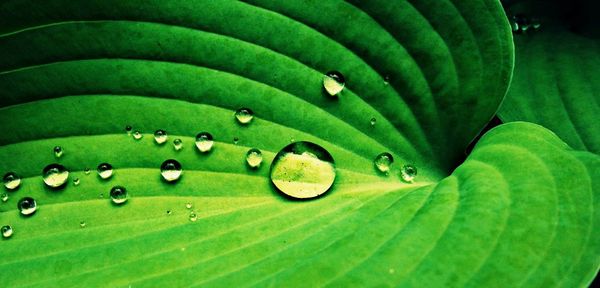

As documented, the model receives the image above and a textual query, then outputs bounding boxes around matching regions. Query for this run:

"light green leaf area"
[0,0,597,287]
[499,25,600,154]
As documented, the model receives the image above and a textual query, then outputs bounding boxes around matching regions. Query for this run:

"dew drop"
[235,108,254,124]
[17,197,37,216]
[233,137,239,145]
[160,159,182,182]
[374,152,394,173]
[133,131,143,140]
[383,75,390,86]
[370,117,377,126]
[195,132,214,152]
[84,168,91,175]
[3,172,21,190]
[110,186,128,205]
[166,210,172,215]
[73,178,80,186]
[53,146,64,158]
[246,148,263,168]
[400,164,418,182]
[1,225,13,238]
[125,125,133,135]
[173,138,183,151]
[1,193,8,202]
[80,221,86,228]
[97,163,113,180]
[270,141,336,199]
[323,71,345,96]
[189,211,198,222]
[185,203,192,209]
[42,164,69,188]
[154,129,168,144]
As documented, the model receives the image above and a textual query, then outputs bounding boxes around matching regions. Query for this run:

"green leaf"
[0,0,597,287]
[498,19,600,153]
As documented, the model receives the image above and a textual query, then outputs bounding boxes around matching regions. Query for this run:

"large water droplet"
[154,129,168,144]
[323,71,345,96]
[246,148,263,168]
[173,138,183,151]
[3,172,21,190]
[1,225,13,238]
[195,132,214,153]
[42,164,69,188]
[53,146,64,158]
[133,131,143,140]
[125,125,133,136]
[270,141,336,199]
[97,163,113,180]
[110,186,128,205]
[160,159,182,182]
[17,197,37,216]
[400,164,417,182]
[374,152,394,173]
[235,108,254,124]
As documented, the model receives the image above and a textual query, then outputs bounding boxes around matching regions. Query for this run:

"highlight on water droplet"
[235,108,254,124]
[173,138,183,151]
[154,129,168,144]
[53,146,64,158]
[374,152,394,173]
[97,163,113,180]
[1,225,13,238]
[370,117,376,126]
[42,163,69,188]
[160,159,182,182]
[3,172,21,190]
[400,164,418,183]
[246,148,263,168]
[195,132,214,153]
[133,131,143,140]
[189,211,198,222]
[323,71,345,96]
[1,193,8,202]
[17,197,37,216]
[110,186,128,205]
[73,178,80,186]
[125,125,133,135]
[80,221,86,228]
[270,141,336,199]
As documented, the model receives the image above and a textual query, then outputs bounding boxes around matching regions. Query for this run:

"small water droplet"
[166,210,172,215]
[173,138,183,151]
[125,125,133,135]
[99,193,104,199]
[374,152,394,173]
[185,203,192,209]
[3,172,21,190]
[80,221,86,228]
[160,159,182,182]
[270,141,336,199]
[110,186,128,205]
[97,163,113,180]
[154,129,168,144]
[323,71,345,96]
[17,197,37,216]
[42,164,69,188]
[383,75,390,86]
[246,148,263,168]
[233,137,239,145]
[1,193,8,202]
[53,146,64,158]
[84,168,91,175]
[189,211,198,222]
[400,164,417,182]
[531,18,541,30]
[195,132,214,153]
[133,131,143,140]
[370,118,376,126]
[235,108,254,124]
[1,225,13,238]
[73,178,80,186]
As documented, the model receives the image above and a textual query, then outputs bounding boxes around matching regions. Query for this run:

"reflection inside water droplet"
[1,193,8,202]
[1,225,13,238]
[42,164,69,188]
[195,132,214,153]
[374,152,393,173]
[235,108,254,124]
[73,178,80,186]
[160,159,182,182]
[270,141,336,199]
[246,148,263,168]
[323,71,345,96]
[189,212,198,222]
[110,186,128,205]
[97,163,113,180]
[3,172,21,190]
[154,129,168,144]
[133,131,143,140]
[400,164,417,182]
[173,138,183,151]
[17,197,37,216]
